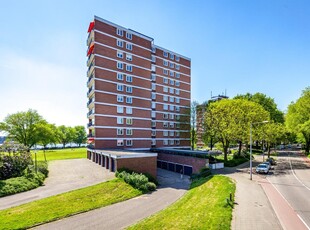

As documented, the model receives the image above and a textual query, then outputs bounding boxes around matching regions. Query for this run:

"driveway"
[33,169,191,230]
[0,159,115,210]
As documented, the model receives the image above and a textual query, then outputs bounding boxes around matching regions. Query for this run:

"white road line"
[288,153,310,191]
[298,214,310,230]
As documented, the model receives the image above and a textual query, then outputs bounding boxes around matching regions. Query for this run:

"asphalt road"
[268,151,310,229]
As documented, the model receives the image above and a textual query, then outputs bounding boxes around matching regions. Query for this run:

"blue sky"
[0,0,309,126]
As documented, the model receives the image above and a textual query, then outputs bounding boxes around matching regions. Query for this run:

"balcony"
[87,63,95,78]
[87,53,95,67]
[87,75,94,88]
[87,122,94,128]
[87,133,94,138]
[87,97,95,108]
[87,109,94,118]
[87,86,94,98]
[87,30,94,46]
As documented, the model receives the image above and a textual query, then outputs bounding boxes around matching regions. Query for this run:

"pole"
[250,123,252,180]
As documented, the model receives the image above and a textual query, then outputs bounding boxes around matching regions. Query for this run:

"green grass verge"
[127,175,235,230]
[0,178,142,229]
[31,148,86,161]
[215,154,249,167]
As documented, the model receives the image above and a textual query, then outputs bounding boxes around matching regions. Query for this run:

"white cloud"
[0,51,87,127]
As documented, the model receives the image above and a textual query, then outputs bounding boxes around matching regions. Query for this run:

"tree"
[286,87,310,154]
[234,92,284,123]
[0,109,46,150]
[56,125,75,148]
[190,101,199,150]
[37,123,57,161]
[263,122,286,157]
[205,99,269,161]
[73,126,87,147]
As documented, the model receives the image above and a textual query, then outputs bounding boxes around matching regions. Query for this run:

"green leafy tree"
[57,125,75,148]
[205,99,269,161]
[0,109,46,150]
[286,87,310,153]
[73,126,87,147]
[234,92,284,123]
[263,122,286,157]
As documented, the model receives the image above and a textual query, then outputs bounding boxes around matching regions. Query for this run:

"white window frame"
[169,88,174,94]
[170,131,174,137]
[151,121,156,127]
[126,139,133,146]
[126,43,132,50]
[163,131,168,136]
[175,89,180,95]
[117,139,124,146]
[117,28,123,36]
[117,128,124,135]
[117,106,123,114]
[126,64,132,72]
[117,73,123,80]
[163,69,168,75]
[175,81,180,87]
[175,73,180,78]
[151,74,156,81]
[117,51,123,59]
[175,56,180,62]
[169,113,174,119]
[126,129,133,136]
[151,111,156,118]
[163,60,168,66]
[126,118,133,125]
[169,62,174,68]
[163,86,168,93]
[170,105,174,111]
[152,102,156,109]
[151,92,156,100]
[163,51,168,57]
[117,84,123,91]
[126,75,132,82]
[117,95,124,102]
[126,86,133,93]
[163,113,168,119]
[176,64,180,70]
[126,96,132,104]
[117,62,123,70]
[169,96,174,102]
[117,40,123,47]
[126,107,133,114]
[170,79,174,85]
[126,32,132,40]
[151,55,156,62]
[169,71,174,77]
[163,139,168,145]
[163,95,168,101]
[170,53,174,60]
[126,54,132,61]
[152,83,156,90]
[117,117,124,124]
[163,104,168,111]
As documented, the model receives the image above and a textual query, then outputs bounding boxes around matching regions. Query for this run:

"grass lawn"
[0,178,142,229]
[31,147,87,161]
[128,175,235,230]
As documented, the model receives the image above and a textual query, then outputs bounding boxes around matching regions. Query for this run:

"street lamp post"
[250,120,269,180]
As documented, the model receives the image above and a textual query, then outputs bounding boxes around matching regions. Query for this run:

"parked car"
[262,161,271,170]
[266,157,276,165]
[256,164,269,174]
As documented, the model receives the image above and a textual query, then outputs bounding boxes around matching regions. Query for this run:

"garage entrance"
[157,160,193,176]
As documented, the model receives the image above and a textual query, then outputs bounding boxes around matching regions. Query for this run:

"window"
[163,95,168,101]
[175,81,180,87]
[176,97,180,103]
[117,139,124,146]
[175,89,180,95]
[176,64,180,70]
[163,113,168,119]
[163,78,168,84]
[117,62,123,69]
[117,28,123,36]
[170,105,174,111]
[126,75,132,82]
[169,62,174,68]
[151,74,156,81]
[117,84,123,91]
[151,92,156,100]
[169,113,174,119]
[176,115,180,120]
[117,51,123,58]
[175,73,180,78]
[126,139,133,146]
[170,79,174,85]
[169,88,174,94]
[163,140,168,145]
[169,139,174,145]
[170,53,174,60]
[126,86,132,93]
[152,102,156,109]
[126,129,133,135]
[117,106,123,113]
[151,130,156,136]
[170,131,174,137]
[151,121,156,127]
[176,123,180,128]
[117,128,124,135]
[117,117,124,124]
[169,96,174,102]
[163,86,168,93]
[117,73,123,80]
[117,40,123,47]
[176,140,180,145]
[151,139,156,146]
[117,95,124,102]
[126,32,132,40]
[151,64,156,72]
[169,71,174,77]
[151,46,156,53]
[163,130,168,136]
[163,60,168,66]
[163,51,168,57]
[126,97,132,104]
[175,56,180,62]
[176,131,180,137]
[163,104,168,110]
[126,64,132,72]
[163,69,168,75]
[126,54,132,61]
[152,83,156,90]
[126,107,132,114]
[151,55,156,63]
[126,118,133,125]
[126,43,132,50]
[176,106,180,112]
[170,122,174,128]
[151,111,156,118]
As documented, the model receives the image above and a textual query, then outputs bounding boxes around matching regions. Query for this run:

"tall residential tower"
[86,16,191,150]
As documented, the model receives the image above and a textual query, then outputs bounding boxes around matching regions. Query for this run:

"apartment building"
[86,16,191,150]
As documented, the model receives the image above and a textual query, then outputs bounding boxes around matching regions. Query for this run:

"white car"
[262,162,271,170]
[256,164,269,174]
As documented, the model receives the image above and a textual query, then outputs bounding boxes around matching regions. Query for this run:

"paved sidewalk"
[33,169,190,230]
[0,159,115,210]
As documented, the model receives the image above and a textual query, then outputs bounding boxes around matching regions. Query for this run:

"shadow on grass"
[190,175,214,189]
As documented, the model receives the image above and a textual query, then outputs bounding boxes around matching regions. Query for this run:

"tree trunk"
[222,139,229,162]
[267,143,271,158]
[210,137,213,150]
[238,141,242,156]
[305,140,310,154]
[43,145,47,162]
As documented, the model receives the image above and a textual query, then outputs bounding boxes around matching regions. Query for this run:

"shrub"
[145,182,156,191]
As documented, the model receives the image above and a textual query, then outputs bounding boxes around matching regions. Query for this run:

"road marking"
[298,214,310,230]
[288,153,310,191]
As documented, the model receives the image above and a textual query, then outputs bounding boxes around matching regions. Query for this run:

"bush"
[116,169,157,193]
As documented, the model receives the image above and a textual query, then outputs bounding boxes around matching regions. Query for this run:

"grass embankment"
[0,178,141,229]
[31,147,86,161]
[128,175,235,230]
